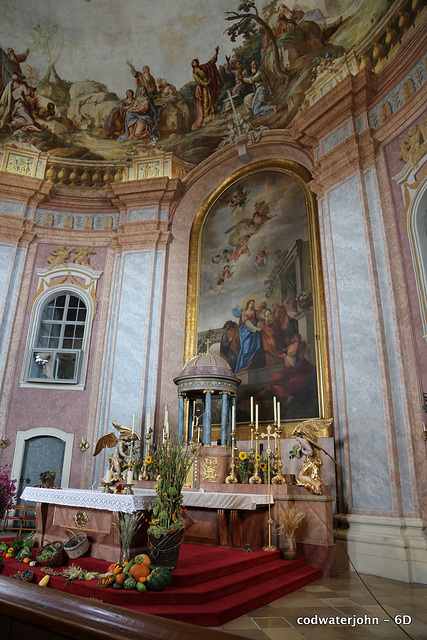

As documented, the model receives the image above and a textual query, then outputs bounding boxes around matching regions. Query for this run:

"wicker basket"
[64,529,90,559]
[36,541,64,567]
[12,570,34,582]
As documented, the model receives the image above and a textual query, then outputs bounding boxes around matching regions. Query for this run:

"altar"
[20,487,274,564]
[20,484,336,575]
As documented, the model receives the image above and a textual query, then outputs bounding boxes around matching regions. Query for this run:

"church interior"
[0,0,426,638]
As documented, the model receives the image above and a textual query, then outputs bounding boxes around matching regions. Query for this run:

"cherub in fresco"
[252,201,276,227]
[221,183,250,215]
[225,217,260,248]
[250,247,270,274]
[211,248,233,264]
[229,234,251,262]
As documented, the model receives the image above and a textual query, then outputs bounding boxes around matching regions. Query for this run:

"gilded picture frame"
[185,159,331,438]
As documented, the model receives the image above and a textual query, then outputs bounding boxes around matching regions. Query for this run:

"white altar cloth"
[21,487,273,513]
[20,487,156,514]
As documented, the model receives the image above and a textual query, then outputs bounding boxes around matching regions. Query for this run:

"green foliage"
[148,435,199,538]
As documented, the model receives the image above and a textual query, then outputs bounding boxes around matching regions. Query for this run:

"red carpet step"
[1,542,321,627]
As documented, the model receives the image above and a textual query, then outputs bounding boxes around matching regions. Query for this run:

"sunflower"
[255,454,261,462]
[260,462,267,471]
[239,451,247,461]
[145,455,152,464]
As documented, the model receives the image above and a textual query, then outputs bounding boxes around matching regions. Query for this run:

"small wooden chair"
[1,504,27,535]
[19,505,36,536]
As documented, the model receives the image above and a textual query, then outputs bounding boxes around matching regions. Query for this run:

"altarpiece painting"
[188,163,328,432]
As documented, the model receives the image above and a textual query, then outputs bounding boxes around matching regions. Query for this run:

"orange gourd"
[115,572,125,585]
[107,562,123,575]
[140,554,151,565]
[129,562,150,581]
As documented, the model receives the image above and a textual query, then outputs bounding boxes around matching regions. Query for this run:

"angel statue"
[93,422,140,481]
[290,418,337,495]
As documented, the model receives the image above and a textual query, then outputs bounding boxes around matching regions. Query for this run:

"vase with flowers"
[147,434,199,568]
[39,470,56,488]
[0,464,17,522]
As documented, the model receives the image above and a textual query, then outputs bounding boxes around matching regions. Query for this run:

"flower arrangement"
[0,465,17,519]
[238,451,250,483]
[276,507,305,538]
[39,470,56,485]
[148,435,199,539]
[144,454,159,481]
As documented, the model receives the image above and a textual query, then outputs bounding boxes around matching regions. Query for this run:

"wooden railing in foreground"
[0,576,246,640]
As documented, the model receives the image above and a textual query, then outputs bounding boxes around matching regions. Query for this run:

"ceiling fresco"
[0,0,390,168]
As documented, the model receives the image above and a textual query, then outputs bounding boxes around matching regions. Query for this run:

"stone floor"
[214,568,427,640]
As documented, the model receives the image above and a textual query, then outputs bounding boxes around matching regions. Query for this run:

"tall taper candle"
[255,404,258,430]
[273,397,277,423]
[250,396,254,423]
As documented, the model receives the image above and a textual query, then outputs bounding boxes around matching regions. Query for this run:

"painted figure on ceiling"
[0,74,43,135]
[102,89,135,138]
[0,46,16,96]
[243,60,277,118]
[126,60,158,97]
[191,45,221,130]
[118,85,163,142]
[221,56,249,117]
[157,78,184,101]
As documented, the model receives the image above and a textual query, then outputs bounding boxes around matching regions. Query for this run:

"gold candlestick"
[249,424,262,484]
[260,424,277,551]
[271,424,286,484]
[225,409,238,484]
[139,427,153,480]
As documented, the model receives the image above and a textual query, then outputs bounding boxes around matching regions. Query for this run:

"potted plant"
[147,434,198,568]
[39,470,56,488]
[0,464,17,522]
[276,507,305,560]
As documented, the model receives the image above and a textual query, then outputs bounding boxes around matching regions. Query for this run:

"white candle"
[164,404,168,427]
[250,396,254,423]
[255,404,258,430]
[165,420,169,437]
[146,407,151,435]
[277,402,281,429]
[250,427,254,449]
[104,469,112,483]
[126,468,133,485]
[232,404,235,430]
[273,397,277,423]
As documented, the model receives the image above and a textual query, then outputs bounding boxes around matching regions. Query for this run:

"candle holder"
[271,425,286,484]
[249,426,262,484]
[123,483,133,495]
[260,424,277,552]
[225,425,238,484]
[101,480,112,493]
[139,427,153,480]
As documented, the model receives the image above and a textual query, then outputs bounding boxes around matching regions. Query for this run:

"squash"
[112,582,123,590]
[146,566,172,591]
[129,561,150,581]
[136,581,146,593]
[123,575,137,590]
[122,558,136,574]
[114,572,125,585]
[38,575,50,587]
[106,562,122,575]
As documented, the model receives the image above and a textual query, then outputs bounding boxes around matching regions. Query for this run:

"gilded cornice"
[0,214,36,248]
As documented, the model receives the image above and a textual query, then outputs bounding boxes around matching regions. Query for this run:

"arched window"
[27,293,88,383]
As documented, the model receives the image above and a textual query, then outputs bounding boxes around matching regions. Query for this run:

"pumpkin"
[129,561,150,581]
[114,572,125,585]
[146,566,172,591]
[112,582,123,590]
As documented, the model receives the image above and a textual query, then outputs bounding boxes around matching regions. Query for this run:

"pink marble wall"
[2,242,109,488]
